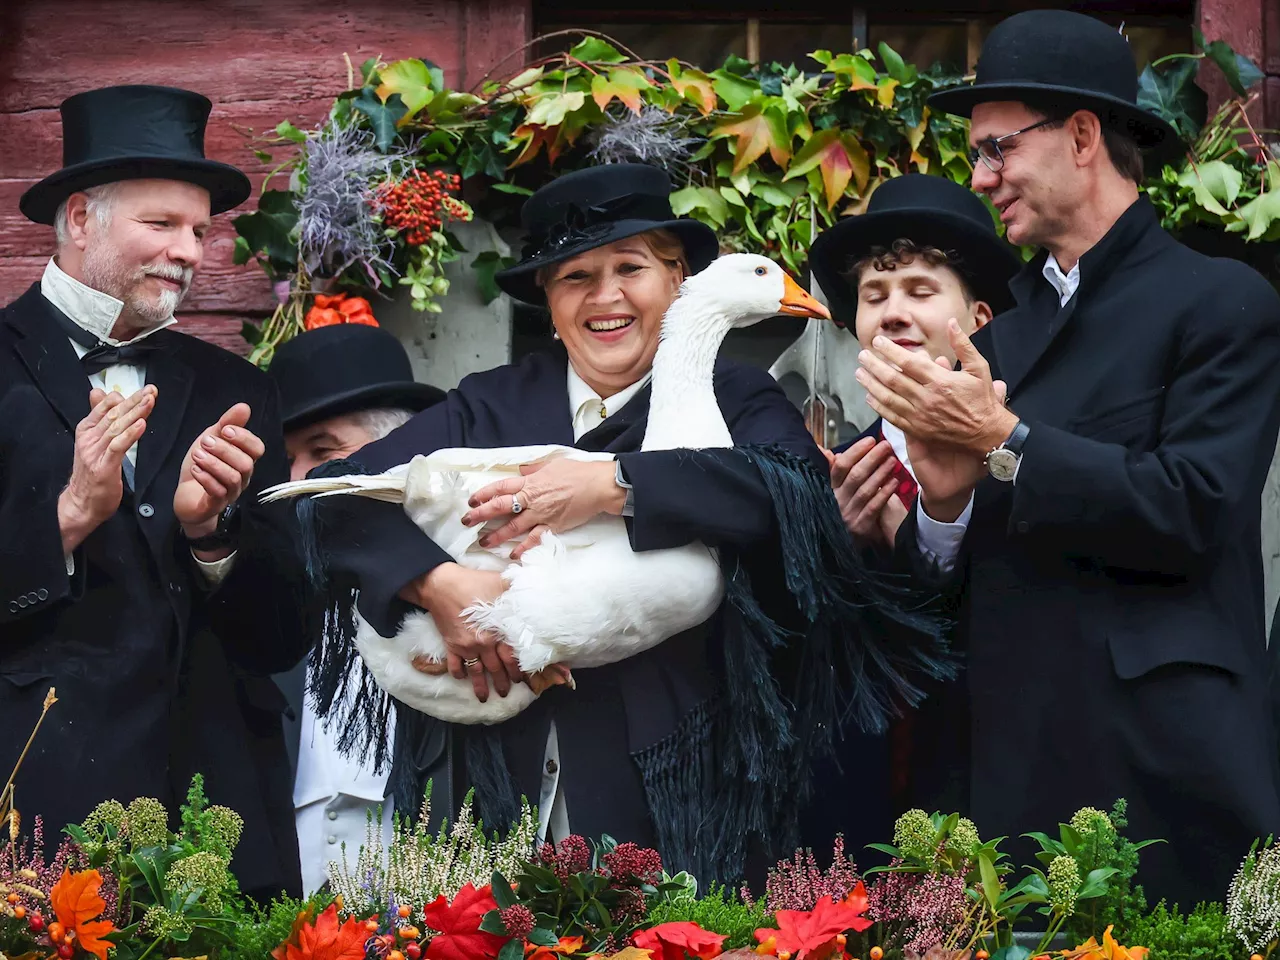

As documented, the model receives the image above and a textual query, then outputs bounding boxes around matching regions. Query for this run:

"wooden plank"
[173,313,255,357]
[461,0,534,90]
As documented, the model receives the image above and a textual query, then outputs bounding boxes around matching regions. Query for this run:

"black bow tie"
[80,341,162,375]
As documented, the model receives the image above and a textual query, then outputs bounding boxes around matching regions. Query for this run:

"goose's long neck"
[642,293,734,451]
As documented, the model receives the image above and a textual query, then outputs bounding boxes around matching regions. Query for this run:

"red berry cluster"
[603,841,663,884]
[375,170,470,246]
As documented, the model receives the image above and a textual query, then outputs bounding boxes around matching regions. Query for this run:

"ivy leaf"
[426,89,485,121]
[876,78,900,109]
[490,182,534,196]
[1194,28,1265,96]
[829,52,879,91]
[713,103,792,173]
[1179,159,1244,215]
[232,190,298,274]
[1137,57,1206,141]
[1236,189,1280,241]
[274,120,307,144]
[591,67,651,113]
[378,59,439,121]
[711,68,761,112]
[471,251,516,304]
[784,128,867,209]
[525,90,586,127]
[670,185,730,227]
[667,60,717,115]
[878,42,916,84]
[353,88,409,151]
[567,36,627,64]
[232,235,253,266]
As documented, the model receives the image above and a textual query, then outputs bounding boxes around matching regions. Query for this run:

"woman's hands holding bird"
[463,459,627,561]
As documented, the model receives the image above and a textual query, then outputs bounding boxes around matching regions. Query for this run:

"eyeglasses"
[969,118,1058,172]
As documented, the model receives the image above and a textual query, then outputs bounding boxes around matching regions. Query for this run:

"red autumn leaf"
[632,921,727,960]
[713,104,792,174]
[424,882,509,960]
[666,60,717,116]
[49,868,117,960]
[285,903,368,960]
[527,935,585,958]
[755,892,872,959]
[270,905,318,960]
[843,879,870,916]
[784,129,871,210]
[510,124,558,167]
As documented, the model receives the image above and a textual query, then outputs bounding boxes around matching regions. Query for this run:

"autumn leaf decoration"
[754,881,873,959]
[274,902,368,960]
[423,882,509,960]
[632,920,727,960]
[1059,926,1150,960]
[48,868,117,960]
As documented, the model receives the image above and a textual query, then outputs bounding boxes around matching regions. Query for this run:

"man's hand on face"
[58,386,157,554]
[174,403,264,544]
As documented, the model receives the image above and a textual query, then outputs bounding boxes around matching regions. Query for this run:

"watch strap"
[1003,420,1030,456]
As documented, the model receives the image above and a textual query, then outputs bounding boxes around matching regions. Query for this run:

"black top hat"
[495,163,720,306]
[810,174,1022,323]
[267,324,446,432]
[928,10,1176,150]
[20,85,252,225]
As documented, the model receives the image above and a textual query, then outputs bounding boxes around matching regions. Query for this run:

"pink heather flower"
[604,842,663,885]
[867,861,970,956]
[499,904,536,939]
[765,835,861,913]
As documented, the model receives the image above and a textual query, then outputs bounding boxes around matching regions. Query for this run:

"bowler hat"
[495,163,720,306]
[268,324,446,432]
[928,10,1176,149]
[20,85,252,225]
[810,174,1022,323]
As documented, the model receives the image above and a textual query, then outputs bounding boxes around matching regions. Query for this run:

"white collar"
[1041,255,1081,307]
[566,363,653,420]
[41,257,176,345]
[880,418,914,478]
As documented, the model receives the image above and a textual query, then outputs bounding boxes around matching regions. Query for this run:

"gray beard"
[81,242,190,331]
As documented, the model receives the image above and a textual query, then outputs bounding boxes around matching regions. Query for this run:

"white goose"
[262,254,830,724]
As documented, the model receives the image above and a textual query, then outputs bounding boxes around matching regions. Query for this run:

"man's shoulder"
[712,356,784,396]
[157,329,268,384]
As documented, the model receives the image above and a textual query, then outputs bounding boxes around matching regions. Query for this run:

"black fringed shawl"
[295,348,953,885]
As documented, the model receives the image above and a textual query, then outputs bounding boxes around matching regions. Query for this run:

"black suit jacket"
[900,199,1280,907]
[0,284,307,900]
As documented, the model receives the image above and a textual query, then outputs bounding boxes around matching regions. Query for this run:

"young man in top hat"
[801,173,1020,852]
[266,323,445,895]
[857,10,1280,904]
[0,85,308,900]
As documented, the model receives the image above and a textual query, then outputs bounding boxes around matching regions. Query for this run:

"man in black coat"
[0,86,307,900]
[857,11,1280,906]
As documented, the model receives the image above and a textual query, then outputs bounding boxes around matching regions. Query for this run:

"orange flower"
[48,868,117,960]
[1060,926,1148,960]
[313,293,346,309]
[304,306,344,330]
[526,935,585,958]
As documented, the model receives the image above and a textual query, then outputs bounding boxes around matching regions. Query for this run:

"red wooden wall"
[0,0,531,354]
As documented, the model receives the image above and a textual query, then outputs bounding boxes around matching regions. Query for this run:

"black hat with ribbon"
[927,10,1176,150]
[20,85,252,225]
[495,163,720,306]
[810,174,1022,323]
[267,324,446,432]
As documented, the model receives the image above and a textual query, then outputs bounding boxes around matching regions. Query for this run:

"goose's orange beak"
[778,273,831,320]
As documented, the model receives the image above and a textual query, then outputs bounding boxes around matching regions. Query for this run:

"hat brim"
[810,207,1024,323]
[20,156,253,224]
[282,381,447,432]
[928,82,1178,150]
[495,218,721,306]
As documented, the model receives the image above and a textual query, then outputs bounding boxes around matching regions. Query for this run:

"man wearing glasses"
[856,10,1280,906]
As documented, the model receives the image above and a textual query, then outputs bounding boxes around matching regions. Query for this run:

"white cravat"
[293,680,396,895]
[911,257,1078,569]
[41,258,235,584]
[532,364,653,845]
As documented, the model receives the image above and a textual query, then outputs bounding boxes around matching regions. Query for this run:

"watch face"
[987,448,1019,482]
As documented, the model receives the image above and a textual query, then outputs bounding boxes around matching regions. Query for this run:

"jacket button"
[327,835,337,845]
[327,810,338,821]
[1016,521,1029,533]
[138,503,155,518]
[36,588,47,601]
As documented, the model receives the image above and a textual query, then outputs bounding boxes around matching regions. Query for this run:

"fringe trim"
[633,700,715,879]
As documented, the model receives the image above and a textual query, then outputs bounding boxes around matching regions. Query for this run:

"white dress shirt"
[532,365,654,845]
[293,679,396,894]
[41,259,235,584]
[910,255,1081,569]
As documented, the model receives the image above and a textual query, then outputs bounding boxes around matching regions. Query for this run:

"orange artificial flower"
[1060,927,1148,960]
[304,292,379,329]
[313,294,346,309]
[48,868,117,960]
[304,306,344,330]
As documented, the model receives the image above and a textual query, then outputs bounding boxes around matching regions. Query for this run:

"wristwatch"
[186,503,241,552]
[985,421,1030,482]
[614,460,635,518]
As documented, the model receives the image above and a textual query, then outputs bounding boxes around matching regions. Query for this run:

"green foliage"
[221,892,338,960]
[645,882,773,949]
[1121,901,1246,960]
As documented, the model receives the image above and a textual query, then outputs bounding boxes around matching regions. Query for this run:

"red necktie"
[886,437,919,507]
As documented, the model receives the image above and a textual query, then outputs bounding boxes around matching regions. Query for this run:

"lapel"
[994,198,1163,397]
[5,285,94,431]
[135,329,194,498]
[578,382,653,453]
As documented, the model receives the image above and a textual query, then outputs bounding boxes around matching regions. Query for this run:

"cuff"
[914,494,973,571]
[194,549,237,585]
[65,554,75,577]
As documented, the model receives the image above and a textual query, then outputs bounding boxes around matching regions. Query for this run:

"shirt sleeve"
[193,549,237,585]
[913,495,973,573]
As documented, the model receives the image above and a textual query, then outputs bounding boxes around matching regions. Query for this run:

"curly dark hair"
[844,237,975,304]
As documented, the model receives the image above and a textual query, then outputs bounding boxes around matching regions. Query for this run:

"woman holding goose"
[294,163,948,884]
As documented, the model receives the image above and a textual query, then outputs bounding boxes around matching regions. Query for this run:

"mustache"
[141,261,193,294]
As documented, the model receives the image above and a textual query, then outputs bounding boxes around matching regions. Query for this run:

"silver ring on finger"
[510,493,524,515]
